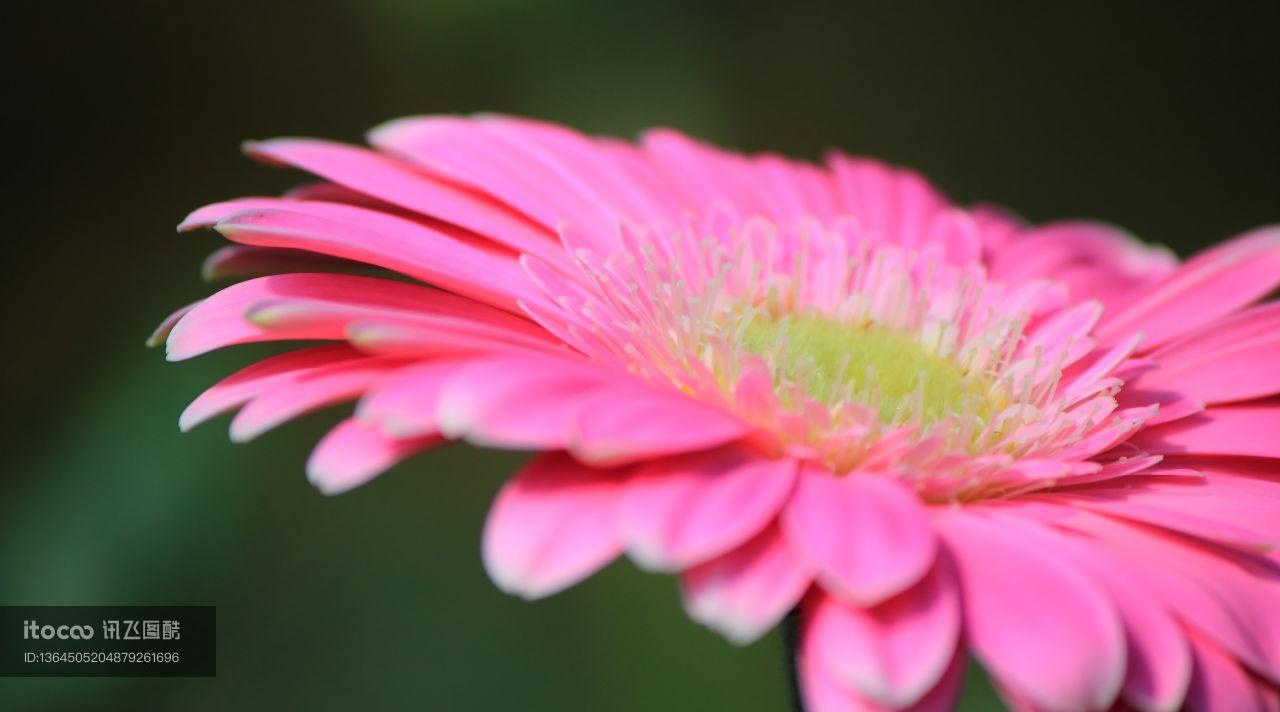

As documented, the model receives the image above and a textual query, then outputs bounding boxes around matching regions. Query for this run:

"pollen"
[740,312,994,426]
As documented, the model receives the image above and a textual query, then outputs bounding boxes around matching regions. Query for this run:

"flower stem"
[781,608,805,712]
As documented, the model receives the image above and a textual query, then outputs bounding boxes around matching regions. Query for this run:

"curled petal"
[805,564,960,709]
[680,523,813,645]
[781,469,937,606]
[229,357,408,442]
[306,418,442,494]
[619,449,797,571]
[799,622,966,712]
[933,509,1126,712]
[482,452,625,599]
[180,345,363,431]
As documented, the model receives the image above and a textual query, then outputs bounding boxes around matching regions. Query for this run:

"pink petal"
[305,418,442,494]
[1060,510,1280,686]
[434,353,618,448]
[1096,225,1280,352]
[481,452,625,599]
[481,115,685,225]
[924,210,983,265]
[618,449,797,571]
[933,509,1126,712]
[180,345,363,431]
[1048,488,1275,552]
[680,523,813,645]
[805,564,960,709]
[343,320,556,358]
[1186,631,1276,712]
[201,244,368,281]
[1138,302,1280,404]
[989,221,1177,309]
[752,154,841,223]
[1131,401,1280,459]
[167,273,548,361]
[799,625,966,712]
[1019,301,1103,363]
[148,301,199,348]
[282,180,401,208]
[229,357,408,442]
[641,128,770,219]
[205,201,536,312]
[827,154,952,251]
[355,359,465,437]
[1121,463,1280,550]
[244,138,561,261]
[1032,515,1193,712]
[568,388,751,466]
[369,116,622,252]
[781,470,937,606]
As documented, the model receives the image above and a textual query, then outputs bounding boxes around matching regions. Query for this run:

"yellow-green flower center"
[741,313,992,425]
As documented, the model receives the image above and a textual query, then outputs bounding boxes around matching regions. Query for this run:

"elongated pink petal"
[180,345,363,431]
[1059,510,1280,686]
[355,359,465,437]
[1049,489,1275,552]
[201,244,369,281]
[1137,302,1280,404]
[827,154,952,252]
[148,301,199,348]
[781,470,936,606]
[434,353,616,448]
[344,321,557,359]
[480,114,685,225]
[282,180,402,208]
[1131,401,1280,459]
[751,154,841,224]
[1186,631,1275,712]
[1097,225,1280,351]
[306,418,442,494]
[989,221,1176,308]
[922,210,983,264]
[167,273,548,360]
[370,116,623,251]
[680,524,813,645]
[1031,516,1193,712]
[806,564,960,709]
[1019,301,1103,363]
[1115,464,1280,552]
[482,452,625,599]
[229,357,408,442]
[244,138,561,261]
[567,389,751,466]
[641,128,770,219]
[933,509,1126,712]
[618,449,797,571]
[206,201,536,312]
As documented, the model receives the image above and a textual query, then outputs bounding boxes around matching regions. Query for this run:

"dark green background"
[3,1,1277,709]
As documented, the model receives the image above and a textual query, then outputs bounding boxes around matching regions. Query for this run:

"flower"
[157,114,1280,711]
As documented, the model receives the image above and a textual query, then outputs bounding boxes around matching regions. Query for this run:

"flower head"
[159,115,1280,711]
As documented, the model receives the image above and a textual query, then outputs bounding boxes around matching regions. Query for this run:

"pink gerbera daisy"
[156,114,1280,711]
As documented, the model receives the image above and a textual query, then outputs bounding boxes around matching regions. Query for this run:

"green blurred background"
[2,1,1277,709]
